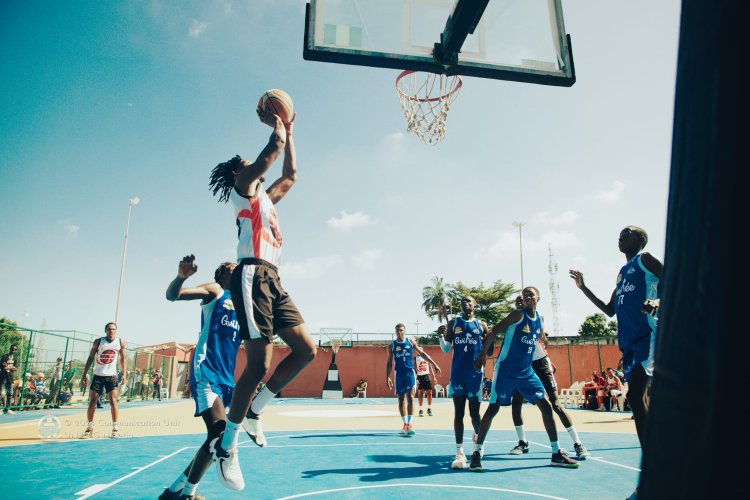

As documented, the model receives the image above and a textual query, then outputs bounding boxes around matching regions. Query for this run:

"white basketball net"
[396,70,462,145]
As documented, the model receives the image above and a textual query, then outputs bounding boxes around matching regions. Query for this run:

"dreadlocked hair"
[209,155,242,203]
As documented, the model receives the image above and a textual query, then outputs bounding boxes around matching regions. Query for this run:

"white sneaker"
[209,436,245,491]
[80,427,94,439]
[111,428,120,438]
[242,415,267,447]
[451,452,467,470]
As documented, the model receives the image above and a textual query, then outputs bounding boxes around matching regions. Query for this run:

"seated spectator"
[605,367,624,410]
[34,373,50,408]
[352,378,367,398]
[23,373,38,408]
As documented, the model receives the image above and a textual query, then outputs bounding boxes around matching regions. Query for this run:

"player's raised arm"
[234,108,287,196]
[266,113,297,204]
[165,255,220,304]
[569,269,616,317]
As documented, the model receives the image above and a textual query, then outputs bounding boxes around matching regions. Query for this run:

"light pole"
[414,320,421,335]
[115,197,140,323]
[512,221,526,289]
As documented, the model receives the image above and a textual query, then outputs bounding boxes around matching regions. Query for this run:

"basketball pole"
[115,197,139,324]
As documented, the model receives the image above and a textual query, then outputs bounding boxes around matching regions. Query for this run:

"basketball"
[258,89,294,123]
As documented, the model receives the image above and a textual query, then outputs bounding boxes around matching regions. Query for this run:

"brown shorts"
[231,258,304,342]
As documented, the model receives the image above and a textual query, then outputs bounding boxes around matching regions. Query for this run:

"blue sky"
[0,0,681,346]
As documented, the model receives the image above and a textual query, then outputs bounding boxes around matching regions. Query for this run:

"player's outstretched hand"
[256,106,283,129]
[569,269,585,289]
[177,254,197,279]
[433,364,442,376]
[284,112,296,135]
[437,325,447,336]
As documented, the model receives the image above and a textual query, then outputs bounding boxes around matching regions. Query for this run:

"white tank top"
[415,356,430,376]
[94,337,121,377]
[532,339,547,361]
[231,186,282,266]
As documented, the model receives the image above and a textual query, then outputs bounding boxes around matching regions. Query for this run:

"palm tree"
[422,276,452,322]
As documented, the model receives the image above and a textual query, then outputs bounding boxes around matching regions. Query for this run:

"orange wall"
[231,343,622,397]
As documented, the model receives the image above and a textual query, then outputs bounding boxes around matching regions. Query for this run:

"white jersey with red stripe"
[415,356,430,376]
[532,338,547,361]
[94,337,121,377]
[230,186,282,266]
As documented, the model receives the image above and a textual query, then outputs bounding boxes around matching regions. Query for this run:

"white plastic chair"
[560,381,584,408]
[433,384,445,398]
[160,387,169,400]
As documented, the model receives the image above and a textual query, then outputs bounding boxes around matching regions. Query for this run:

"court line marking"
[528,440,641,472]
[277,483,569,500]
[74,446,190,499]
[237,439,521,450]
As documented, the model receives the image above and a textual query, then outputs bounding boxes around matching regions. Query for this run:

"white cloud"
[326,210,373,231]
[280,255,343,279]
[595,180,625,203]
[188,20,207,38]
[535,210,581,226]
[350,248,382,270]
[65,224,80,236]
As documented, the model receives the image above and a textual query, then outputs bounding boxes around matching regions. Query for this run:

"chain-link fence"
[0,322,174,411]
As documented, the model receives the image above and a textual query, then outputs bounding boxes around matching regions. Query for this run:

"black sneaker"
[427,408,433,416]
[574,443,589,460]
[158,488,181,500]
[179,493,205,500]
[510,440,529,455]
[551,451,579,468]
[418,409,424,417]
[469,451,483,472]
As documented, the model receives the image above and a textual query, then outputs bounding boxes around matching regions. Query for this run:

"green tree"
[0,317,31,381]
[578,313,618,337]
[450,280,517,326]
[421,276,455,322]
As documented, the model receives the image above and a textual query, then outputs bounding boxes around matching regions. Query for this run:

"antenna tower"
[548,244,562,336]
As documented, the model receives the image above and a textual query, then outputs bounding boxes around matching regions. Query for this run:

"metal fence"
[0,323,174,411]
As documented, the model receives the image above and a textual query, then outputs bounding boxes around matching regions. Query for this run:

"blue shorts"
[192,379,233,417]
[621,335,654,382]
[448,373,483,399]
[490,366,545,406]
[395,369,416,395]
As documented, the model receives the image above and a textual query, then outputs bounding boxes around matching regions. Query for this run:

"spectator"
[62,361,76,393]
[353,378,367,398]
[1,344,19,414]
[35,373,50,408]
[606,367,624,411]
[49,357,63,404]
[135,369,143,399]
[23,373,37,408]
[482,377,493,401]
[152,369,162,401]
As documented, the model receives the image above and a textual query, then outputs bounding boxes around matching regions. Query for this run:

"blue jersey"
[496,310,542,377]
[189,290,241,392]
[450,316,484,381]
[391,339,414,373]
[614,253,659,351]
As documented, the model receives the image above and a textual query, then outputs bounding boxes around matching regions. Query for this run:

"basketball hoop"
[395,70,462,145]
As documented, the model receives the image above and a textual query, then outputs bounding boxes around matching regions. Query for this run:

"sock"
[456,444,464,455]
[475,443,484,453]
[221,421,241,449]
[566,425,581,445]
[551,441,560,454]
[169,473,187,493]
[183,482,198,496]
[402,416,408,424]
[112,422,119,430]
[515,425,526,443]
[406,415,413,424]
[86,421,94,430]
[250,386,276,416]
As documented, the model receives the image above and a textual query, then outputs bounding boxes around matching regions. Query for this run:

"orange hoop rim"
[395,70,463,103]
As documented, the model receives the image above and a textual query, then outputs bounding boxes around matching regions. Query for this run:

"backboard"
[304,0,575,86]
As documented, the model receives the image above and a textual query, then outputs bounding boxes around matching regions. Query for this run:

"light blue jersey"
[190,290,241,391]
[614,253,659,351]
[496,310,543,377]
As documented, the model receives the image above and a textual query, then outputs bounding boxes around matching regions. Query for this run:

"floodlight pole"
[414,320,421,335]
[115,197,140,323]
[512,221,526,290]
